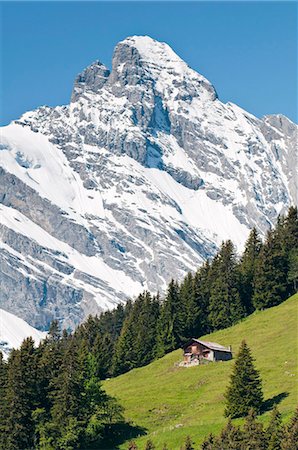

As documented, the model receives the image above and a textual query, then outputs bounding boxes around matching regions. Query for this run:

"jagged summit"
[0,36,296,329]
[71,60,110,102]
[119,35,184,63]
[70,35,217,103]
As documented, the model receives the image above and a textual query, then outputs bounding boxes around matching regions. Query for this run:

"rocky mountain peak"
[1,36,296,330]
[71,60,110,102]
[109,36,217,101]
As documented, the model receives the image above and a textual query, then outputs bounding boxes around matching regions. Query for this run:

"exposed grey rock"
[0,35,296,330]
[71,61,110,102]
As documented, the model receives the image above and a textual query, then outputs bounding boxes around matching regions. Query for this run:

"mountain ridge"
[0,35,296,329]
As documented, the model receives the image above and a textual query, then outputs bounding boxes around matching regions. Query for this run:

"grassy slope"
[104,294,298,449]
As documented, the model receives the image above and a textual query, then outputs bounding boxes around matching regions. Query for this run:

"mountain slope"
[103,294,298,449]
[0,35,296,329]
[0,309,47,360]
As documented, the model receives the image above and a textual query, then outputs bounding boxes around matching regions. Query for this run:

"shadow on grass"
[95,421,147,449]
[262,392,289,413]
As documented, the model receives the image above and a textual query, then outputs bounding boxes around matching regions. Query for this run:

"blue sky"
[1,1,297,125]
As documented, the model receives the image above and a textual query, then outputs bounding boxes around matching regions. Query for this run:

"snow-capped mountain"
[0,36,296,330]
[0,309,47,360]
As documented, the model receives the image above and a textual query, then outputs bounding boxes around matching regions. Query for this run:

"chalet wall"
[205,350,214,361]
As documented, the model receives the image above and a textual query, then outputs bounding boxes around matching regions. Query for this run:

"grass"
[103,294,298,449]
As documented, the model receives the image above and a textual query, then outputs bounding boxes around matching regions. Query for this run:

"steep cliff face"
[0,36,296,330]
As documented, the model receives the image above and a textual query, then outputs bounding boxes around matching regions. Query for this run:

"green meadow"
[104,293,298,449]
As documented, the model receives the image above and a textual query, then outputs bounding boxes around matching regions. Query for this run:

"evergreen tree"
[48,319,61,342]
[75,315,101,351]
[242,408,267,449]
[192,261,212,336]
[49,339,86,447]
[288,248,298,292]
[208,241,245,330]
[253,229,288,310]
[239,227,262,313]
[112,316,135,376]
[180,272,197,340]
[225,340,263,418]
[281,407,298,450]
[279,206,298,254]
[133,292,160,366]
[112,292,159,375]
[266,407,283,450]
[36,328,65,415]
[217,419,244,449]
[93,332,114,379]
[5,338,38,450]
[155,280,182,356]
[0,352,8,448]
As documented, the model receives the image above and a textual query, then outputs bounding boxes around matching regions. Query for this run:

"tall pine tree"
[239,227,262,313]
[225,340,263,418]
[5,338,38,450]
[266,406,283,450]
[281,407,298,450]
[242,408,267,450]
[208,241,245,330]
[0,352,8,448]
[253,230,288,309]
[155,280,182,356]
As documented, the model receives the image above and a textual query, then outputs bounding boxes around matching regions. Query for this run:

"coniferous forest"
[0,207,297,449]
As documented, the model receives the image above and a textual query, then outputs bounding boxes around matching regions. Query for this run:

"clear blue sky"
[1,1,297,125]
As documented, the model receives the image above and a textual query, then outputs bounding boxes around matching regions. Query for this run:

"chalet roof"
[183,338,232,353]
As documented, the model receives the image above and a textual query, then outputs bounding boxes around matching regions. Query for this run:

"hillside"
[103,294,298,449]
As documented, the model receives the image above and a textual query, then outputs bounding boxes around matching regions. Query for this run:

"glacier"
[0,35,296,330]
[0,308,47,360]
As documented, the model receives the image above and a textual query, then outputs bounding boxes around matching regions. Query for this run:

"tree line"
[75,207,298,378]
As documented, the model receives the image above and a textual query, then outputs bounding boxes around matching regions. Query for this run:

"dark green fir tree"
[208,241,245,330]
[5,338,38,450]
[93,332,114,379]
[253,229,288,310]
[281,407,298,450]
[242,408,267,450]
[239,227,262,313]
[192,261,212,336]
[288,248,298,293]
[0,352,8,448]
[112,291,159,375]
[179,272,197,340]
[155,280,182,356]
[224,340,263,418]
[217,419,244,449]
[266,406,283,450]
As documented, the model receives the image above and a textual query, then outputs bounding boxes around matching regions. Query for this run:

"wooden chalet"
[181,338,232,366]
